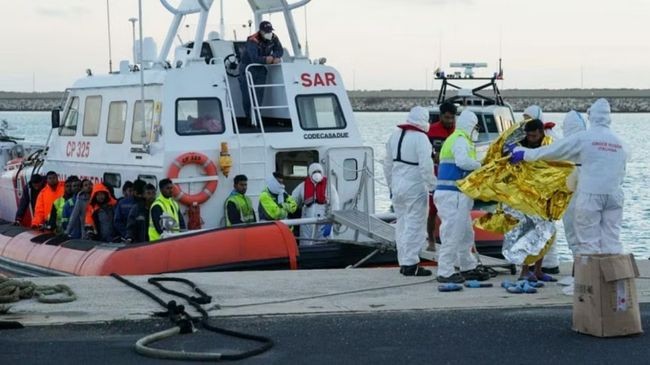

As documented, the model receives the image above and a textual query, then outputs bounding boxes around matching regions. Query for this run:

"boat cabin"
[0,0,375,240]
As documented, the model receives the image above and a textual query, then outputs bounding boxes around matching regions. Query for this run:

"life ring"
[168,152,218,206]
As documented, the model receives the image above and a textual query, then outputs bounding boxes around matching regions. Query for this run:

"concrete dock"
[2,261,650,364]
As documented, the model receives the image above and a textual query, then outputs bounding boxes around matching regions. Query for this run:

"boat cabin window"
[476,114,499,142]
[296,94,346,130]
[131,100,154,144]
[137,174,157,187]
[175,98,225,135]
[275,150,319,194]
[59,96,80,136]
[106,101,127,144]
[82,96,102,136]
[103,172,121,189]
[344,158,358,181]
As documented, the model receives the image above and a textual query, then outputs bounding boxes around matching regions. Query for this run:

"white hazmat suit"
[434,110,481,278]
[383,106,435,266]
[560,110,587,255]
[515,99,628,254]
[292,163,340,246]
[523,105,544,121]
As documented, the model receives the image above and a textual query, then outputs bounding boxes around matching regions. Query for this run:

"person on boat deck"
[125,181,155,243]
[149,178,186,242]
[258,172,297,221]
[426,102,457,251]
[225,175,257,227]
[47,176,79,234]
[65,179,93,239]
[32,171,64,229]
[291,163,340,245]
[511,98,628,256]
[113,180,136,239]
[435,110,490,283]
[84,183,118,242]
[14,173,44,227]
[60,177,82,231]
[238,20,284,120]
[383,106,435,277]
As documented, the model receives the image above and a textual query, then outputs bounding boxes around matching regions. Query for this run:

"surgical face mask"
[263,32,273,41]
[311,172,323,183]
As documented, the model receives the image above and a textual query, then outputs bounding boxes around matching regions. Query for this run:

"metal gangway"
[329,209,515,273]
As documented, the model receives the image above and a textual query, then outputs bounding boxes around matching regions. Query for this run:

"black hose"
[110,273,274,361]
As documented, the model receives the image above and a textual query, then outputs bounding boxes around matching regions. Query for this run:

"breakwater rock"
[2,90,649,113]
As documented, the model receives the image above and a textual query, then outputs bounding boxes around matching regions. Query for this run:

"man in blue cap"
[239,20,284,121]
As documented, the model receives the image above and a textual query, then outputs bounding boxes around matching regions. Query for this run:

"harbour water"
[1,111,648,261]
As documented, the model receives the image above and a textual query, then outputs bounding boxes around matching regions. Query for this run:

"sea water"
[1,111,648,260]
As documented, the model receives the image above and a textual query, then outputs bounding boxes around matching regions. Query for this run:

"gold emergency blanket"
[474,207,518,234]
[458,121,575,264]
[458,121,574,220]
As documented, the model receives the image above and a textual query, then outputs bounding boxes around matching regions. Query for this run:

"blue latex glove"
[505,143,517,155]
[320,224,332,237]
[510,150,525,163]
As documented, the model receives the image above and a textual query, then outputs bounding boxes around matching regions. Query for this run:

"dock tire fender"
[168,152,219,206]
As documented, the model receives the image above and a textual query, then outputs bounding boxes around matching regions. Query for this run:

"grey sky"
[1,0,649,91]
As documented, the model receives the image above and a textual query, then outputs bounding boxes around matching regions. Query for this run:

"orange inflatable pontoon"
[0,221,298,276]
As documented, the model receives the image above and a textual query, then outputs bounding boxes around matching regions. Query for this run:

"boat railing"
[245,63,290,135]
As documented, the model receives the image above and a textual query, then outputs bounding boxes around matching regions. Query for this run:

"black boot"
[400,264,432,277]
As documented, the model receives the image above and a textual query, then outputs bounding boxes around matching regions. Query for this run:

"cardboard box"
[573,254,643,337]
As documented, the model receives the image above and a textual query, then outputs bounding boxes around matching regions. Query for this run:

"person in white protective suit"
[524,104,561,142]
[561,110,588,255]
[511,98,628,255]
[434,110,490,283]
[291,163,340,246]
[523,105,544,121]
[383,106,435,276]
[557,110,588,293]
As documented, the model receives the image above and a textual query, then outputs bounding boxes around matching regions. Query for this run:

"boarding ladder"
[331,210,395,249]
[231,64,290,198]
[222,66,277,200]
[331,209,514,270]
[245,64,290,133]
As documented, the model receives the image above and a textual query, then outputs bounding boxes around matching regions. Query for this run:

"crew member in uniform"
[426,102,456,251]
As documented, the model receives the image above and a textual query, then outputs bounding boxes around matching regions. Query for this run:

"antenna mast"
[220,0,225,38]
[304,6,309,58]
[106,0,113,73]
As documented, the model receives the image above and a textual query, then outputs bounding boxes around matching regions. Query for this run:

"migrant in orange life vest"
[32,172,64,227]
[291,163,340,246]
